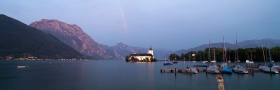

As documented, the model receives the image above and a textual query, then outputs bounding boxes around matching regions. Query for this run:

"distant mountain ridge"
[174,38,280,55]
[30,19,120,59]
[0,14,84,59]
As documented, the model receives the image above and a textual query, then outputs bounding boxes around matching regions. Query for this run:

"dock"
[276,67,280,71]
[160,67,207,73]
[160,67,280,74]
[245,68,263,71]
[160,68,177,73]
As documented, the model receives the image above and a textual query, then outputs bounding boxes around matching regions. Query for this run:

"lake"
[0,60,279,90]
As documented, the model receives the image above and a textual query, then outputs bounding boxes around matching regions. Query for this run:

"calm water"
[0,60,279,90]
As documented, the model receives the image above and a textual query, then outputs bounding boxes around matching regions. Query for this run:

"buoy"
[17,66,26,68]
[216,76,225,90]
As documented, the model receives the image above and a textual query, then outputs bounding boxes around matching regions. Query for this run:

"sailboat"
[206,34,220,74]
[202,50,208,63]
[163,54,172,65]
[163,61,172,65]
[185,66,198,74]
[233,33,248,74]
[259,44,279,74]
[185,44,198,74]
[220,36,233,74]
[245,51,254,65]
[173,56,178,64]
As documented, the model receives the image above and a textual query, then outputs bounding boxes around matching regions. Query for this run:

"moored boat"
[206,34,220,74]
[221,63,232,74]
[186,67,198,74]
[173,61,178,64]
[233,65,248,74]
[221,36,232,74]
[207,65,220,74]
[163,62,172,65]
[259,65,279,74]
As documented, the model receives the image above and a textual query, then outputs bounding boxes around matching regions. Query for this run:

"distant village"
[4,56,87,60]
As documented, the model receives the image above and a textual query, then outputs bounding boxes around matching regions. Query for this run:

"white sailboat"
[220,36,233,74]
[233,32,248,74]
[259,44,279,74]
[206,34,220,74]
[233,65,248,73]
[184,43,198,74]
[184,66,198,74]
[245,51,254,64]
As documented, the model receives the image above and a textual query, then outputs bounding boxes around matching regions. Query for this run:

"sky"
[1,0,280,51]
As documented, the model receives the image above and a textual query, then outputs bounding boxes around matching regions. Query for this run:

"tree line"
[169,46,280,62]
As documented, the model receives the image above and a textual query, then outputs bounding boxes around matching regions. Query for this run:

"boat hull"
[163,63,172,65]
[233,65,248,74]
[259,66,279,74]
[206,65,220,74]
[221,65,233,74]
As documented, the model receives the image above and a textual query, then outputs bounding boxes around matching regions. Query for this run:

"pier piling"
[175,68,177,77]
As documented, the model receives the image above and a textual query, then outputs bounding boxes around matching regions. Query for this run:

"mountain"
[0,14,84,59]
[100,43,171,59]
[30,19,115,59]
[238,38,280,48]
[173,38,280,55]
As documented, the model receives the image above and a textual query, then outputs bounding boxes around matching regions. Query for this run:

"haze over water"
[0,60,279,90]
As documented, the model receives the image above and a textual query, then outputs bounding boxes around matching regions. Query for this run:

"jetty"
[160,67,208,73]
[160,67,280,74]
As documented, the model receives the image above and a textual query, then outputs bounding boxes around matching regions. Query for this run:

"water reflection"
[147,62,154,90]
[0,60,279,90]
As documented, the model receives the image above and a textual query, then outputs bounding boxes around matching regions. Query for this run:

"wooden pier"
[160,68,177,73]
[160,67,280,74]
[276,67,280,71]
[160,67,207,73]
[245,68,263,71]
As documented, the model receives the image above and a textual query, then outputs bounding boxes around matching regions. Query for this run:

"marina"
[160,63,280,75]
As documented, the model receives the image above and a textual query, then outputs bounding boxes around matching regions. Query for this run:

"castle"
[129,45,154,61]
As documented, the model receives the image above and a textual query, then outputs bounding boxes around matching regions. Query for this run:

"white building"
[130,45,154,61]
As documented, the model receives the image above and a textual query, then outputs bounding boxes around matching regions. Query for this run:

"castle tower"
[147,45,153,55]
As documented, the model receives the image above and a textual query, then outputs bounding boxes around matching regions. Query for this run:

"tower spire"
[148,44,153,55]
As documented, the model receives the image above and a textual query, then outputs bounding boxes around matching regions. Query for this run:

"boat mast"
[189,41,191,61]
[235,32,238,65]
[268,43,272,63]
[213,40,216,62]
[262,45,266,65]
[188,51,191,61]
[208,33,211,65]
[250,50,252,62]
[228,50,230,62]
[222,36,225,63]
